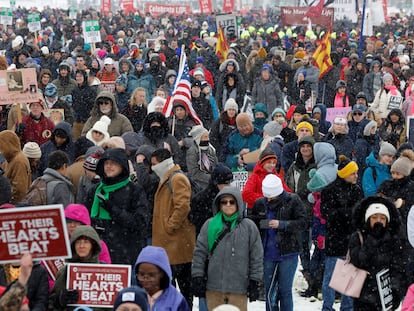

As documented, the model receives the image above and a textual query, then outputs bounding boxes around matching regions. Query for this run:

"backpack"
[23,176,63,206]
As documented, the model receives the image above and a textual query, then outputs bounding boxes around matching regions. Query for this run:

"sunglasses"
[220,199,236,205]
[353,112,363,116]
[98,100,111,106]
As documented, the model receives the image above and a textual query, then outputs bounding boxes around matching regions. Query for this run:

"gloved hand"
[391,290,401,310]
[248,280,260,302]
[15,123,26,135]
[58,289,79,307]
[192,277,206,298]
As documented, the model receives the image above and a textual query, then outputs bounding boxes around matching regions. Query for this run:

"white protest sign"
[216,14,237,39]
[82,20,101,44]
[0,8,12,26]
[27,13,41,32]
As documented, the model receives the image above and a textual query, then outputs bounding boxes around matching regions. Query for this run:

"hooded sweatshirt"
[0,130,31,203]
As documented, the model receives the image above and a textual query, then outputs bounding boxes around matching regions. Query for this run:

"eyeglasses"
[220,199,236,205]
[353,112,363,116]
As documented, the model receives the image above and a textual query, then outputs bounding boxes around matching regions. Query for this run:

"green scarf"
[208,211,238,252]
[90,178,130,220]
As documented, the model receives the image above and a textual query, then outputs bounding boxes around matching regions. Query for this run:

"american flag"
[162,51,202,125]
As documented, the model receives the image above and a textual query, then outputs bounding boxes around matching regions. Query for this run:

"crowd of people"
[2,4,414,311]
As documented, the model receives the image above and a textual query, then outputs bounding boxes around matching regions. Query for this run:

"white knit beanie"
[22,142,42,159]
[262,174,284,198]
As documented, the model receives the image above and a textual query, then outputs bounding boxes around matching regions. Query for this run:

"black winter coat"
[323,132,355,161]
[71,82,97,123]
[248,192,307,255]
[86,181,151,266]
[192,95,213,129]
[0,264,49,311]
[349,196,405,310]
[321,178,363,257]
[209,113,237,162]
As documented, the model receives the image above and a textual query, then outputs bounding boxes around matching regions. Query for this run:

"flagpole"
[359,0,367,58]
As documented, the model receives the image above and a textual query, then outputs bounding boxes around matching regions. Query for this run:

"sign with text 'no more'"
[0,205,71,263]
[67,263,131,308]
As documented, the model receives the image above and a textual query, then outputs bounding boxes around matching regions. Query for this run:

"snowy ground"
[192,267,342,311]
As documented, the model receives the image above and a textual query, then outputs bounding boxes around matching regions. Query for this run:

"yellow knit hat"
[296,121,314,135]
[337,155,358,178]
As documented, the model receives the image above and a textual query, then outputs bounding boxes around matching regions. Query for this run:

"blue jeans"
[322,256,353,311]
[264,256,298,311]
[199,297,208,311]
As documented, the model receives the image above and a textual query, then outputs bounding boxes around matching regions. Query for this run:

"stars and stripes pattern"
[162,51,202,125]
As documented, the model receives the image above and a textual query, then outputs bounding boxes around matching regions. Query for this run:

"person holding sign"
[371,73,402,120]
[348,196,405,310]
[49,225,103,311]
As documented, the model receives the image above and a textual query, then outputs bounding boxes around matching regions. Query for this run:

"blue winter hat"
[196,56,204,64]
[44,83,58,98]
[113,287,148,311]
[262,64,272,72]
[116,74,128,88]
[135,58,145,66]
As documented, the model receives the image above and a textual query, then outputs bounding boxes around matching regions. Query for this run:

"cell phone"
[259,219,270,229]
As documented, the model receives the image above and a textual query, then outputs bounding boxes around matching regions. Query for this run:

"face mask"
[100,107,111,115]
[149,126,164,138]
[199,140,209,147]
[255,117,267,125]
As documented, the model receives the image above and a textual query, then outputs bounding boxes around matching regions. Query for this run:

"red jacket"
[21,113,55,146]
[242,162,291,208]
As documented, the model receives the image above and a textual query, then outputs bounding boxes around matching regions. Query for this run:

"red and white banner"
[280,6,334,28]
[222,0,234,13]
[199,0,213,15]
[67,263,131,308]
[42,258,66,280]
[145,4,191,17]
[101,0,111,16]
[0,205,71,263]
[120,0,135,14]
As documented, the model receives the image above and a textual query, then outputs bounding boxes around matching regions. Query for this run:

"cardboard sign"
[0,8,12,26]
[216,14,237,39]
[82,20,101,44]
[376,268,393,311]
[66,263,131,308]
[101,81,116,94]
[326,107,351,124]
[231,169,249,192]
[0,205,71,263]
[0,68,38,105]
[42,258,66,280]
[144,4,191,17]
[387,95,403,111]
[280,7,334,28]
[27,13,41,32]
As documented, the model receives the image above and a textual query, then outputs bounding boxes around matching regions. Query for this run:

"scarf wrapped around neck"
[207,210,238,252]
[90,177,130,220]
[384,85,398,96]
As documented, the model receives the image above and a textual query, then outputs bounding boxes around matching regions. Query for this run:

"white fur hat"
[86,116,111,146]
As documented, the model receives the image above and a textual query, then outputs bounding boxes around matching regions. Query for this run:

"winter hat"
[102,137,126,150]
[337,155,358,178]
[298,70,307,78]
[365,203,390,222]
[86,116,111,146]
[312,107,322,115]
[85,146,104,158]
[192,80,202,88]
[113,286,148,311]
[44,83,58,98]
[104,57,114,65]
[382,73,393,83]
[261,64,272,72]
[293,105,307,115]
[363,120,377,136]
[390,149,414,177]
[263,121,282,137]
[115,74,128,88]
[41,46,50,55]
[259,148,277,166]
[196,56,204,64]
[22,142,41,159]
[211,163,233,185]
[73,136,95,159]
[65,204,91,225]
[296,121,314,135]
[194,67,205,78]
[333,116,347,124]
[271,107,286,118]
[12,35,24,49]
[189,125,208,145]
[135,58,145,66]
[224,98,238,111]
[262,174,284,198]
[335,80,347,90]
[379,141,397,157]
[352,104,367,112]
[135,145,156,164]
[122,132,141,154]
[236,113,253,129]
[83,149,104,171]
[253,103,268,118]
[298,135,315,147]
